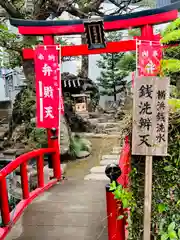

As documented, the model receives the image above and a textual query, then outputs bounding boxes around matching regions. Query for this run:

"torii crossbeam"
[10,2,180,59]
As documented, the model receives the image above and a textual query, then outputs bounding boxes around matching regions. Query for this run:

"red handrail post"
[47,129,52,148]
[37,155,44,187]
[106,184,125,240]
[20,162,29,199]
[51,128,61,181]
[0,176,10,226]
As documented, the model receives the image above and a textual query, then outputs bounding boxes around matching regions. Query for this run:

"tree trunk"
[112,54,117,102]
[113,86,117,102]
[22,59,35,87]
[21,36,39,87]
[176,75,180,97]
[81,35,89,78]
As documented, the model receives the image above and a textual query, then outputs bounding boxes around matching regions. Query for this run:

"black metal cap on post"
[105,163,122,183]
[50,128,58,139]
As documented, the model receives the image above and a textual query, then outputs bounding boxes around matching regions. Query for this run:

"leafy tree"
[96,32,130,101]
[117,28,140,73]
[118,51,136,72]
[96,30,137,102]
[161,18,180,95]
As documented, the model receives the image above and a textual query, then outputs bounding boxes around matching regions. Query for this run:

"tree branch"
[0,0,24,18]
[48,0,104,19]
[33,0,46,18]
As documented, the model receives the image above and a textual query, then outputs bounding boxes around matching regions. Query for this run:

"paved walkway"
[6,180,108,240]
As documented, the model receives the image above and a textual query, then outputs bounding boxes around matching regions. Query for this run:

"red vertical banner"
[35,45,64,128]
[137,41,162,76]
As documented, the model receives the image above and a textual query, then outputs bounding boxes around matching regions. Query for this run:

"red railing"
[0,139,61,240]
[117,136,131,188]
[118,136,131,240]
[106,136,131,240]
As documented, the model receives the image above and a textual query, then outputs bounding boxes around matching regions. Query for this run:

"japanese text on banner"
[137,41,162,76]
[35,45,64,128]
[132,76,169,156]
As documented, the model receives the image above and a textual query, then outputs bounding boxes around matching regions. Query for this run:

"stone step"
[98,117,110,123]
[0,126,8,132]
[90,166,106,174]
[100,159,119,166]
[88,118,99,125]
[96,122,120,129]
[113,146,122,152]
[112,146,122,154]
[103,127,120,134]
[84,173,109,181]
[112,150,121,154]
[102,155,119,160]
[75,132,121,139]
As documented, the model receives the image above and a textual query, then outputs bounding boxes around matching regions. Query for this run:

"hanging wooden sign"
[132,76,170,156]
[84,20,106,50]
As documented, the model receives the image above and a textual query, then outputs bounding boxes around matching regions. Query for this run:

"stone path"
[5,180,108,240]
[4,142,122,239]
[84,146,122,181]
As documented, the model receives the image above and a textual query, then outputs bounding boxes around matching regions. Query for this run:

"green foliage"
[97,52,128,100]
[159,221,180,240]
[130,110,180,240]
[118,52,136,72]
[0,20,70,69]
[161,59,180,74]
[28,122,47,149]
[161,18,180,92]
[162,18,180,37]
[12,86,36,123]
[97,32,133,101]
[110,181,136,217]
[69,135,88,157]
[168,99,180,111]
[161,30,180,44]
[128,29,141,38]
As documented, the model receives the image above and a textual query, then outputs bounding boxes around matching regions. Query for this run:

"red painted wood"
[20,162,29,199]
[42,36,57,151]
[62,41,136,56]
[0,148,55,178]
[18,10,178,35]
[23,40,136,59]
[0,179,57,240]
[19,24,84,35]
[141,25,154,39]
[0,178,10,226]
[43,35,54,45]
[135,34,161,41]
[0,145,60,239]
[117,136,130,188]
[106,190,125,240]
[37,155,44,188]
[105,10,177,32]
[51,137,61,181]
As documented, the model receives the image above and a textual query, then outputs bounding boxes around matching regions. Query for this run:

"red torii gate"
[10,2,180,60]
[9,1,180,149]
[0,3,178,240]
